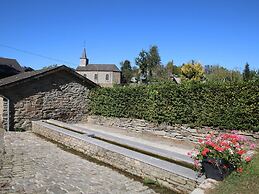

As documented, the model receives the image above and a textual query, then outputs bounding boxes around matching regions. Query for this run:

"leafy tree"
[181,60,205,81]
[135,50,149,81]
[166,60,181,75]
[205,65,242,82]
[250,69,259,81]
[120,60,133,84]
[42,64,58,69]
[132,66,139,78]
[243,63,252,81]
[148,45,161,77]
[152,64,169,81]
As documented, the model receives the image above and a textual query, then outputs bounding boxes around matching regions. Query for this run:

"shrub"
[89,80,259,131]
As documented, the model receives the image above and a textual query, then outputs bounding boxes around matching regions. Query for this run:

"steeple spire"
[79,47,89,66]
[81,48,87,59]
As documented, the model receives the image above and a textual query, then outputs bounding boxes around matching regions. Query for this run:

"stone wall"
[88,115,259,143]
[0,127,4,169]
[32,121,200,193]
[0,71,91,130]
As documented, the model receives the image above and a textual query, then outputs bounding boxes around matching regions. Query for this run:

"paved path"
[0,132,156,194]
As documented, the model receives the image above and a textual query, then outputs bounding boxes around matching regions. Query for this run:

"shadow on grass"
[210,149,259,194]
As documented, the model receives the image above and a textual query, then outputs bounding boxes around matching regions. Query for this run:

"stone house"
[0,65,98,131]
[76,48,121,87]
[0,57,25,79]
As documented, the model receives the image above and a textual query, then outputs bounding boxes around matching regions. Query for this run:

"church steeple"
[80,48,89,66]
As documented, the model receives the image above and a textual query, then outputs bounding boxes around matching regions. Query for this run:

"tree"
[120,60,132,84]
[243,63,252,81]
[148,45,161,77]
[42,64,58,69]
[250,69,259,81]
[181,60,205,81]
[135,50,149,81]
[205,65,242,82]
[166,60,181,76]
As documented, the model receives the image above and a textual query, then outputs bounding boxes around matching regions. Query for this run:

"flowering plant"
[188,131,256,174]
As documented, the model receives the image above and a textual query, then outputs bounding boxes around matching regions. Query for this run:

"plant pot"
[202,158,234,181]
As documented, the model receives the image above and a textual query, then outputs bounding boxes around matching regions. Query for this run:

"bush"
[89,81,259,131]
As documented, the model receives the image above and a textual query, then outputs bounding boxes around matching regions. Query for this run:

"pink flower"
[202,148,210,156]
[215,146,224,152]
[245,156,252,162]
[237,150,246,155]
[237,167,243,173]
[250,143,256,150]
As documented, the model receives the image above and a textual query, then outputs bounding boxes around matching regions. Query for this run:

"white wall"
[78,71,120,86]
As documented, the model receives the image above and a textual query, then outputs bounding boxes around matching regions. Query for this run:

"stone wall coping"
[46,119,194,166]
[33,120,202,182]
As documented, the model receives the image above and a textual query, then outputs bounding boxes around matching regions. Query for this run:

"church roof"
[76,64,120,72]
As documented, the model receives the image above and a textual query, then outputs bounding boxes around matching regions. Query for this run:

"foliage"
[188,132,256,173]
[135,45,162,81]
[42,64,58,69]
[181,60,205,81]
[135,50,149,80]
[148,45,161,77]
[143,177,158,185]
[205,65,242,83]
[166,60,181,75]
[243,63,252,82]
[120,60,133,84]
[89,81,259,131]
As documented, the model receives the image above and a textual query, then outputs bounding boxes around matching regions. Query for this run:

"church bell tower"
[79,48,89,66]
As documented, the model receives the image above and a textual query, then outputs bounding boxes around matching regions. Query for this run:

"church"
[76,48,121,87]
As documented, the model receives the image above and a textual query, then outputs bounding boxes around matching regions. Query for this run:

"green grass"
[211,150,259,194]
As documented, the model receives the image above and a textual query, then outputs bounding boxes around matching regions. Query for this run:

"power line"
[0,43,77,66]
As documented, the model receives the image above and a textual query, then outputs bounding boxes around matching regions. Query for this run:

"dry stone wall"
[0,72,91,130]
[88,115,259,143]
[13,82,89,130]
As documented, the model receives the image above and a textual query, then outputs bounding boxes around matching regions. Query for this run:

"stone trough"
[32,120,203,193]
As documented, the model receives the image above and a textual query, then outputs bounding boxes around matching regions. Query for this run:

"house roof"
[76,64,120,72]
[0,65,99,90]
[0,57,24,72]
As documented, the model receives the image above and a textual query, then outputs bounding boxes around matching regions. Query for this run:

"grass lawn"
[211,149,259,194]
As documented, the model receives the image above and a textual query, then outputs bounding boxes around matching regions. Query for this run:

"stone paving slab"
[0,132,156,194]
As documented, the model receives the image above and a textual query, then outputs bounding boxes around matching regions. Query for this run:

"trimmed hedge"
[89,81,259,131]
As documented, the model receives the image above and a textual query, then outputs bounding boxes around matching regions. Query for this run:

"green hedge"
[89,81,259,131]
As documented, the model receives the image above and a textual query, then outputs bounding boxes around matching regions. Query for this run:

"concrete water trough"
[32,120,203,193]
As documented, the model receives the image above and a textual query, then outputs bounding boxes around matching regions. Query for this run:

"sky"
[0,0,259,71]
